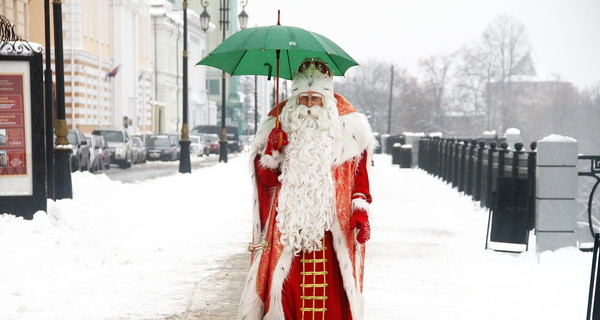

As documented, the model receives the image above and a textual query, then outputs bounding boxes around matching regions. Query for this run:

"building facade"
[150,0,209,134]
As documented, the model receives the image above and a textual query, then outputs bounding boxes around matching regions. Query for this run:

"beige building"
[0,0,29,39]
[25,0,153,136]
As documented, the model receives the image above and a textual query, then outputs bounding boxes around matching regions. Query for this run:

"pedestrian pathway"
[164,154,589,320]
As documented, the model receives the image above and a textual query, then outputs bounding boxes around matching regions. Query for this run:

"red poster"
[0,74,27,176]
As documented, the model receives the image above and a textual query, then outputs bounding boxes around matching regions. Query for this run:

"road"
[100,154,232,183]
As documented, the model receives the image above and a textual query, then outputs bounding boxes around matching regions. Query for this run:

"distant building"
[487,80,577,143]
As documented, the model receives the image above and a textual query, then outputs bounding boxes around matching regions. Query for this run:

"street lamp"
[51,0,73,199]
[178,0,191,173]
[200,1,210,32]
[201,0,248,163]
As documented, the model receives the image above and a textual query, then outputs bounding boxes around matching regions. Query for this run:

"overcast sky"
[241,0,600,89]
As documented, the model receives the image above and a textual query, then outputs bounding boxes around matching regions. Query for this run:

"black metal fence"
[418,137,538,246]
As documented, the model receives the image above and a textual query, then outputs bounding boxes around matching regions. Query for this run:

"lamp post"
[44,0,54,200]
[178,0,191,173]
[52,0,73,199]
[199,0,248,163]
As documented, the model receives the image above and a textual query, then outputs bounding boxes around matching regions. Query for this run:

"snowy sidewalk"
[365,155,590,320]
[0,154,592,320]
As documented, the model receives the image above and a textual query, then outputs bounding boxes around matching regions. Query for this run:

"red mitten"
[265,127,288,155]
[351,208,370,244]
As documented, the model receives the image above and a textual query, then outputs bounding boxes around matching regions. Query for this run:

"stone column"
[535,134,578,252]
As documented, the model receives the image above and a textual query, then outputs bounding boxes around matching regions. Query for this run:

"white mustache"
[296,104,323,119]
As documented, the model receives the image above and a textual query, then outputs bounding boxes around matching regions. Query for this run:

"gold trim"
[300,258,327,263]
[301,296,328,300]
[55,119,69,146]
[247,240,269,252]
[300,308,328,312]
[181,123,189,141]
[300,283,328,288]
[301,271,328,276]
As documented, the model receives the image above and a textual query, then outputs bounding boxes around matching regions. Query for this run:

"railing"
[418,137,537,248]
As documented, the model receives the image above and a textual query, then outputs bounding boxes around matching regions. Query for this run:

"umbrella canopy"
[196,24,358,80]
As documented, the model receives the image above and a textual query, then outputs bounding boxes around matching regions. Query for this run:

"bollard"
[535,135,578,252]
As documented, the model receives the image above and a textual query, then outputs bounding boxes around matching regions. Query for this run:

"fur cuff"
[259,150,283,170]
[352,198,370,215]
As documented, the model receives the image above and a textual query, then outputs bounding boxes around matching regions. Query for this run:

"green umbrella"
[197,13,358,140]
[196,24,358,80]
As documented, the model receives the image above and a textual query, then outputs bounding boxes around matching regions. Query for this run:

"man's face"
[297,92,323,107]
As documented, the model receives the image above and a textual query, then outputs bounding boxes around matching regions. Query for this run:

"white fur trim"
[352,198,371,215]
[331,221,364,319]
[291,63,334,100]
[335,112,378,165]
[259,150,282,170]
[237,251,265,320]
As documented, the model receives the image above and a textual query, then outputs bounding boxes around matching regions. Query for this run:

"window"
[207,79,220,95]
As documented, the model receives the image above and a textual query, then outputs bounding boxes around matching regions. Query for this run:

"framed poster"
[0,61,32,195]
[0,51,46,219]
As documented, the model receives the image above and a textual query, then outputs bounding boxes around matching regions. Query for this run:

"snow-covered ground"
[0,154,592,320]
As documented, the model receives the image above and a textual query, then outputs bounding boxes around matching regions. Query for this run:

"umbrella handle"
[275,49,281,130]
[264,63,272,80]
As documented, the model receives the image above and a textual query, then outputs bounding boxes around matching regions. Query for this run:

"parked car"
[86,134,110,172]
[190,125,241,153]
[159,132,181,159]
[94,134,111,170]
[131,136,147,164]
[91,128,132,169]
[86,136,100,172]
[189,134,206,157]
[67,129,91,172]
[146,135,178,161]
[205,133,220,155]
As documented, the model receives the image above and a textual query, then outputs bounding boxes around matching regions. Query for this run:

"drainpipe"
[97,0,101,127]
[70,0,75,129]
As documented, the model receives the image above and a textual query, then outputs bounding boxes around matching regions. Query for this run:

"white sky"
[244,0,600,88]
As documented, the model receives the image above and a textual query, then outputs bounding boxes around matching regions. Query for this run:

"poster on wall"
[0,61,32,195]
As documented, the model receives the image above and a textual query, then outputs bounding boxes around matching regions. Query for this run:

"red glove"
[351,208,370,244]
[265,127,288,155]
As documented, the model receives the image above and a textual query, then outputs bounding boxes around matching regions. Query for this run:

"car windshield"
[67,132,77,145]
[96,131,124,142]
[147,137,170,147]
[190,137,199,143]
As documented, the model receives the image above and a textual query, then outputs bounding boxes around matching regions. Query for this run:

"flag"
[107,65,120,78]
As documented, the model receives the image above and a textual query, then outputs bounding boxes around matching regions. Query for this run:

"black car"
[145,135,178,161]
[67,129,91,172]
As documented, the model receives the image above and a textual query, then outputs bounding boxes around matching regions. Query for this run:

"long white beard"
[276,101,341,254]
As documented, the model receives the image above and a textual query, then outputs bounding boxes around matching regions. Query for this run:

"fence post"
[527,142,537,231]
[475,141,485,202]
[535,135,578,252]
[459,140,468,192]
[484,142,497,209]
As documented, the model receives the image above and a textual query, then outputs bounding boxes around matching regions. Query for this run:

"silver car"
[91,128,133,169]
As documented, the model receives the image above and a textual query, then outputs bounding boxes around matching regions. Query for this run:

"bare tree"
[418,53,454,133]
[482,14,533,132]
[453,42,497,131]
[336,59,408,135]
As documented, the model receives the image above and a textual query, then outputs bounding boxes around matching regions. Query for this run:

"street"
[101,155,231,183]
